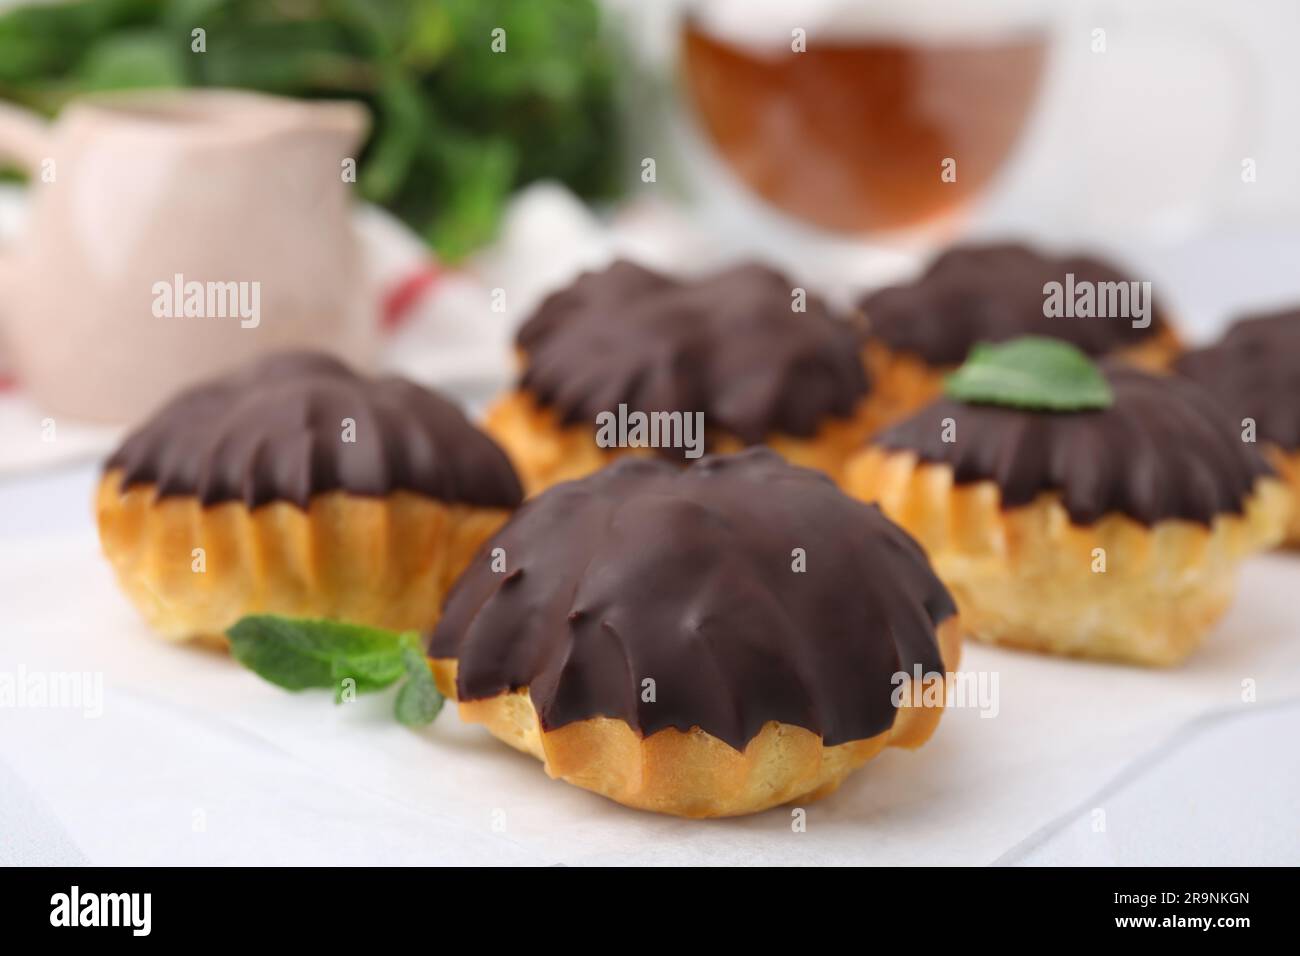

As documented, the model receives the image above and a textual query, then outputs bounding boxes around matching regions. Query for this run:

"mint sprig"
[226,616,444,727]
[394,645,446,726]
[943,336,1114,411]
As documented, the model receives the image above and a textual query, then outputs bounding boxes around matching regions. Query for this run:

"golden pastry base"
[96,471,509,643]
[485,389,882,496]
[1266,445,1300,547]
[431,617,961,818]
[844,450,1288,666]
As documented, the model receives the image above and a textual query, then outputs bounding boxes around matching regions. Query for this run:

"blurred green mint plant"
[0,0,624,260]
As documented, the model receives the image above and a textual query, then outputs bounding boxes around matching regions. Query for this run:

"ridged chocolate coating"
[1176,308,1300,452]
[429,448,955,751]
[871,364,1272,526]
[106,351,523,510]
[516,259,869,448]
[860,242,1170,365]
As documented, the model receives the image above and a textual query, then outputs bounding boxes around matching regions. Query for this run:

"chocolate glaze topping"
[871,364,1271,526]
[516,260,869,448]
[430,448,955,751]
[1175,308,1300,452]
[860,242,1170,366]
[106,351,523,510]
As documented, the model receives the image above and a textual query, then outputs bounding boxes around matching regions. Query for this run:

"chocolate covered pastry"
[430,449,960,817]
[845,348,1285,666]
[97,352,522,644]
[858,242,1182,426]
[1176,308,1300,546]
[486,259,876,492]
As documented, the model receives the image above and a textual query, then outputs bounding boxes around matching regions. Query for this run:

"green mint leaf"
[227,615,406,694]
[943,336,1114,411]
[394,644,445,727]
[226,617,445,728]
